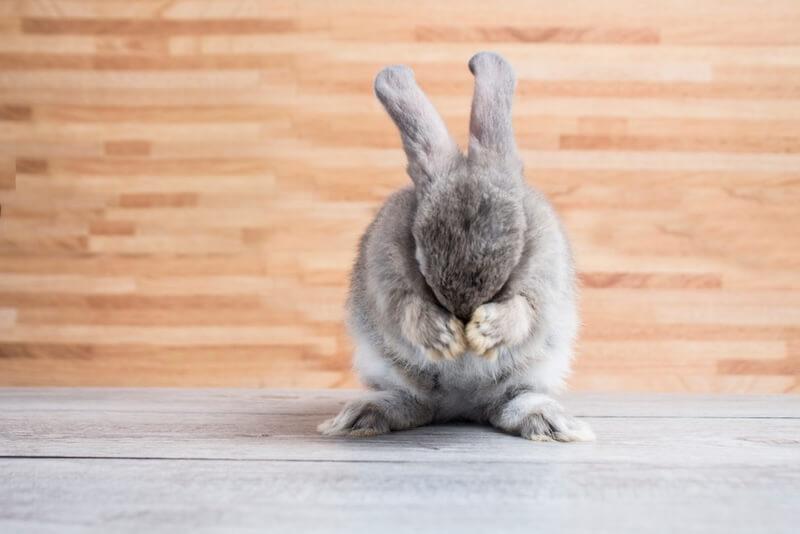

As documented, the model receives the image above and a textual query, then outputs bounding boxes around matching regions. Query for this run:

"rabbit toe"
[318,400,392,437]
[520,408,595,443]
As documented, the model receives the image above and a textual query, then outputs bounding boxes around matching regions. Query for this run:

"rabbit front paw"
[466,303,503,359]
[421,315,467,361]
[402,300,467,361]
[467,297,533,359]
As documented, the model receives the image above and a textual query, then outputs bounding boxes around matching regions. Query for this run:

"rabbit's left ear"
[375,65,462,190]
[467,52,520,170]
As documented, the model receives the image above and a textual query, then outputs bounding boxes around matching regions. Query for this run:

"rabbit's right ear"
[467,52,521,173]
[375,65,461,189]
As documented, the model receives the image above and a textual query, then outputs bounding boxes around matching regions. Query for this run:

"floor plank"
[0,389,798,533]
[2,459,797,534]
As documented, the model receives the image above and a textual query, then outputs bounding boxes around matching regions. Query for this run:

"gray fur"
[374,65,461,190]
[319,52,594,442]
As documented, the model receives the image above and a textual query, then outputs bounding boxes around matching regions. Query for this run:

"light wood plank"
[1,1,800,391]
[1,388,799,417]
[0,389,798,534]
[1,459,798,534]
[1,390,798,466]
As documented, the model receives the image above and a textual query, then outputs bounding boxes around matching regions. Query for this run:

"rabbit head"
[375,52,527,322]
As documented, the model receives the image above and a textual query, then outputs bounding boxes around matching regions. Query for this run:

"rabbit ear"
[375,65,461,188]
[467,52,519,167]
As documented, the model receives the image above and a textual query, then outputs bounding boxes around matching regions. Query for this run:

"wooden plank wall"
[1,0,799,392]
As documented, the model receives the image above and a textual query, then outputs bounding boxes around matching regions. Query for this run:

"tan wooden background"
[2,0,799,392]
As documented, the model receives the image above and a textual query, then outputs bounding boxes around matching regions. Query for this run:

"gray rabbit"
[319,52,594,442]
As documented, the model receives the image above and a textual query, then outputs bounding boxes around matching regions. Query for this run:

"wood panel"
[1,389,798,533]
[1,1,799,391]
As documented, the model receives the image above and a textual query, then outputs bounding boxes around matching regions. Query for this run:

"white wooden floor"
[1,389,798,533]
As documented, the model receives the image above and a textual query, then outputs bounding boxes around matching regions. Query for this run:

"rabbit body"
[319,53,594,442]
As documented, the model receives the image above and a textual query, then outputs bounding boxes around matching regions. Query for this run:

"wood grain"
[0,389,798,533]
[1,1,800,391]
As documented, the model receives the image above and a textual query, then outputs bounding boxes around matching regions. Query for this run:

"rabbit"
[318,52,594,442]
